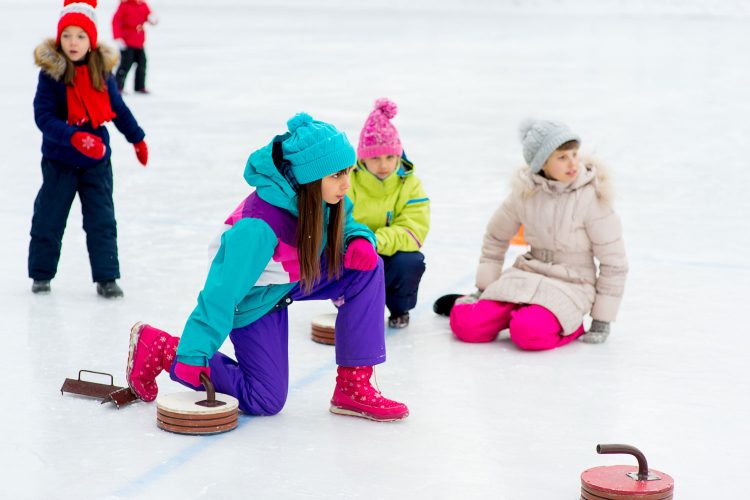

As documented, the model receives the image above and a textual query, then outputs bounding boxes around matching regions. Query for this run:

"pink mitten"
[344,238,378,271]
[173,362,211,389]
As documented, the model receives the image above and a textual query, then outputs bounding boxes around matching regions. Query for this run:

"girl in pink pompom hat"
[357,97,403,159]
[349,98,431,329]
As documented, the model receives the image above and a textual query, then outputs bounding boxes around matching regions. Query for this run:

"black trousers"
[116,47,147,91]
[381,251,426,316]
[28,159,119,283]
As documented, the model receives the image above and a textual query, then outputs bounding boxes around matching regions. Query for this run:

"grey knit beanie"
[519,119,581,173]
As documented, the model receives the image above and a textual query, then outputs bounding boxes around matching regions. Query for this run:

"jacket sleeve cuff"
[476,262,503,291]
[375,232,384,250]
[129,128,146,144]
[590,294,622,322]
[175,355,209,367]
[346,231,376,248]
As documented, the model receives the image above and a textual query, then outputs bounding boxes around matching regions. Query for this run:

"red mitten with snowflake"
[134,140,148,166]
[71,131,106,159]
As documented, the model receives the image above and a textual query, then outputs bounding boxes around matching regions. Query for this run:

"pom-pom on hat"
[519,119,581,173]
[281,113,356,185]
[57,0,99,49]
[357,98,403,160]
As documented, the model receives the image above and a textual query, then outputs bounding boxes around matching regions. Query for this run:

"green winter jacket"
[348,155,430,256]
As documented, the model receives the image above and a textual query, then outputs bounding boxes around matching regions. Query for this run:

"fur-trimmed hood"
[34,38,119,81]
[511,155,614,205]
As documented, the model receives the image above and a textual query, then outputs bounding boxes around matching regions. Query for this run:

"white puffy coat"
[476,158,628,335]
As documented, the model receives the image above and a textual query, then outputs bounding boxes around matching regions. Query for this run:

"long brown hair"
[61,47,107,91]
[296,179,346,294]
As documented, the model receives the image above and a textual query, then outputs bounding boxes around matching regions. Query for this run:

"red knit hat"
[56,0,99,49]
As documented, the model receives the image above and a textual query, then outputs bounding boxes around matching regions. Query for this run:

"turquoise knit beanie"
[281,113,356,185]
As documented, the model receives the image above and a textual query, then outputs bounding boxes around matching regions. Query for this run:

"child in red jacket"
[112,0,157,93]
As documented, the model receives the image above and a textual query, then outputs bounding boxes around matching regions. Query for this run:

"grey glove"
[580,319,610,344]
[455,288,483,305]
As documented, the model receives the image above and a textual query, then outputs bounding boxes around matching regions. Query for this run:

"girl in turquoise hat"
[126,113,409,422]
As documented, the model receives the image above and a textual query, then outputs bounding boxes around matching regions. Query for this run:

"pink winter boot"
[126,322,179,402]
[330,366,409,422]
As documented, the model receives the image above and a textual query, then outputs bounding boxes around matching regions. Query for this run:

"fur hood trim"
[34,38,119,81]
[511,155,614,204]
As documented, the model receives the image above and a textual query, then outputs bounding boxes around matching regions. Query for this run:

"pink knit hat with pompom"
[357,98,403,159]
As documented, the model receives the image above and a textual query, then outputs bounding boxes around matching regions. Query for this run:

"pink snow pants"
[449,299,584,350]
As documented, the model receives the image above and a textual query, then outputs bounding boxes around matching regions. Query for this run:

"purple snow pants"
[171,258,386,416]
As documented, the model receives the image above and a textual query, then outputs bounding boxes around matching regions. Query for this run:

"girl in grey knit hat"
[435,119,628,349]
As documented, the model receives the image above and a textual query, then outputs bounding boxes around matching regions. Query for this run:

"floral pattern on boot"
[330,366,409,422]
[126,322,179,402]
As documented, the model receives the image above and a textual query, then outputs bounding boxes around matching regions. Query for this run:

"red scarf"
[66,65,116,128]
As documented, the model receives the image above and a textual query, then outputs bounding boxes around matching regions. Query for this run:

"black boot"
[31,280,51,294]
[388,313,410,329]
[97,280,124,298]
[433,294,463,317]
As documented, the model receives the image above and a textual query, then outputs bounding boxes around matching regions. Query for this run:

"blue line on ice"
[110,274,474,497]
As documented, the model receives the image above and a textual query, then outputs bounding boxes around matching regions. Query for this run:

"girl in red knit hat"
[29,0,148,298]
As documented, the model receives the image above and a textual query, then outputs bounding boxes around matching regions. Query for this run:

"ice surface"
[1,1,748,498]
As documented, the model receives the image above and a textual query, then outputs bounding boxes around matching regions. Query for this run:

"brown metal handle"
[596,444,649,480]
[199,372,214,402]
[195,371,225,408]
[78,369,115,386]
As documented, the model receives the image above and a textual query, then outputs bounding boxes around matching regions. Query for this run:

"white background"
[1,1,748,498]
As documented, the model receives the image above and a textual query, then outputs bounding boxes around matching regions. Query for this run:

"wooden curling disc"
[581,466,674,500]
[311,312,337,345]
[157,411,238,427]
[157,405,237,421]
[156,390,239,435]
[311,334,335,345]
[157,418,237,435]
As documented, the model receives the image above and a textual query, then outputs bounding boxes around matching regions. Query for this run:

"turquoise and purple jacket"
[176,136,374,367]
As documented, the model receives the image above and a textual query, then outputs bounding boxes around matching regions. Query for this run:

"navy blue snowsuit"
[29,47,145,283]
